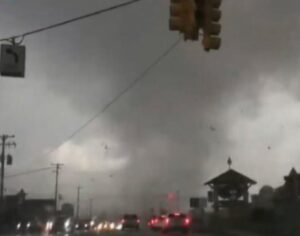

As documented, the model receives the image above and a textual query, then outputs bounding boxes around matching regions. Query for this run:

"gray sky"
[1,0,300,215]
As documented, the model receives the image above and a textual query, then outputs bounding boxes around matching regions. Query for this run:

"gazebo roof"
[205,168,256,186]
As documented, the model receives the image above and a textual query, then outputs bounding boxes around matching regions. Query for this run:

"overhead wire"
[6,38,181,179]
[43,37,181,158]
[0,0,181,173]
[6,167,53,179]
[0,0,143,43]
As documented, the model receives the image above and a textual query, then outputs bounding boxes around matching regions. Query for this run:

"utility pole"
[0,135,16,203]
[52,163,63,213]
[176,190,181,211]
[89,198,93,218]
[76,186,81,220]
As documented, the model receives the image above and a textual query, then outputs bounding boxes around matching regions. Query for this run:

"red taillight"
[137,219,140,224]
[184,218,191,225]
[165,218,170,225]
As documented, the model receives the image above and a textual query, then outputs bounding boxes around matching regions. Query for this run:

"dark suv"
[121,214,140,230]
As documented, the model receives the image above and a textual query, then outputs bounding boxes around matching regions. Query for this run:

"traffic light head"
[202,0,222,51]
[6,154,13,165]
[169,0,199,40]
[167,192,176,201]
[202,35,221,51]
[169,0,184,32]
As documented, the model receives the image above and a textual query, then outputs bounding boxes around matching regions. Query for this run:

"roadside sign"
[190,197,200,208]
[190,197,208,208]
[199,197,207,208]
[0,44,26,78]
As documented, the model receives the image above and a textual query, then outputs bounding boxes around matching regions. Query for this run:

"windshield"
[0,0,299,235]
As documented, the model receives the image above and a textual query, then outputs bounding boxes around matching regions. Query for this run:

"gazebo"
[205,160,256,211]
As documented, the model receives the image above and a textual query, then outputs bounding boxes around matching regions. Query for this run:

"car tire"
[181,229,189,234]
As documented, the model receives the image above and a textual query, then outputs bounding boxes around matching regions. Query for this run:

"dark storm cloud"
[1,0,300,213]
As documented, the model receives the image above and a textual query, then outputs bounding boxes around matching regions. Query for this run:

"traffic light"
[6,154,13,165]
[202,0,222,51]
[167,192,176,201]
[169,0,198,40]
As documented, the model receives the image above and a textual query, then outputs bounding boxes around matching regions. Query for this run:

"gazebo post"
[213,186,219,212]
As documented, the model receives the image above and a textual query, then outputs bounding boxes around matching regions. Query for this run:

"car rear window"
[169,213,186,218]
[124,214,138,219]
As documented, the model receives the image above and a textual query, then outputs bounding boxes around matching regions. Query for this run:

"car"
[51,216,74,233]
[162,213,191,234]
[148,215,167,231]
[16,220,44,234]
[155,215,168,230]
[96,220,116,232]
[75,219,92,232]
[121,214,140,230]
[148,215,157,230]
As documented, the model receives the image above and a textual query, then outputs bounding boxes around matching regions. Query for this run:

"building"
[20,199,55,221]
[0,189,26,231]
[274,168,300,202]
[252,186,274,209]
[0,189,56,233]
[61,203,74,217]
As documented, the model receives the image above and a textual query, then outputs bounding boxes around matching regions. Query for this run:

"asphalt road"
[72,229,212,236]
[2,229,213,236]
[71,230,212,236]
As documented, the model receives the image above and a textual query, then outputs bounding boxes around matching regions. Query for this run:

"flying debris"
[209,126,216,131]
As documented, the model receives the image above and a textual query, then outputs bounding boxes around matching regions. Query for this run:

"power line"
[3,39,180,183]
[5,167,53,178]
[0,0,143,43]
[44,38,181,158]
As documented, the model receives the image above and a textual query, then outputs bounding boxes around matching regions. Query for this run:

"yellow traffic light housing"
[202,0,222,51]
[169,0,199,41]
[168,0,222,50]
[169,0,184,32]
